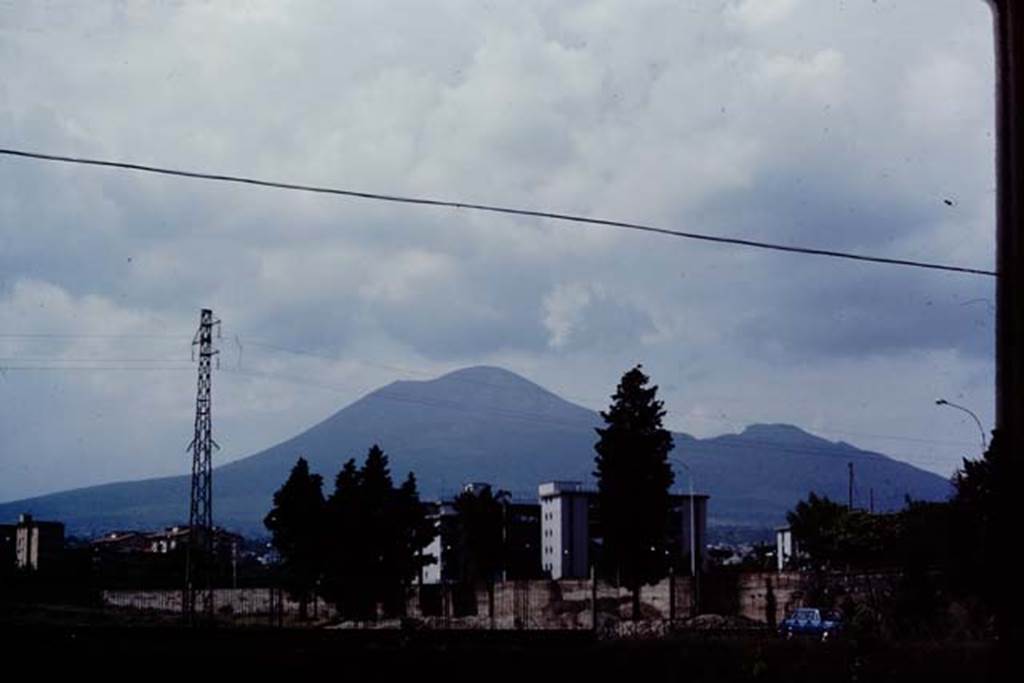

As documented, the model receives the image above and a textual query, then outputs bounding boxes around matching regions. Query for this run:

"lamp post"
[669,457,698,617]
[935,399,988,450]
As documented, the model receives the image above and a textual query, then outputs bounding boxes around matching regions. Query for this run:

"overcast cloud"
[0,0,995,501]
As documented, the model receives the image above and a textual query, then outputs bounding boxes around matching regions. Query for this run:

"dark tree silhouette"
[593,365,675,620]
[396,472,436,592]
[320,457,363,617]
[263,457,325,620]
[453,485,507,586]
[785,493,900,569]
[320,445,433,619]
[951,430,1014,634]
[785,493,849,565]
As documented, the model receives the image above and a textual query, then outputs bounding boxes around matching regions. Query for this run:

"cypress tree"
[263,457,325,620]
[593,365,674,620]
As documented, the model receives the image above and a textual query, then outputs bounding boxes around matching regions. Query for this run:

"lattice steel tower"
[184,308,220,624]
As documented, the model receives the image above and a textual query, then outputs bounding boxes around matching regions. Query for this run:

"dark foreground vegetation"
[0,603,1000,682]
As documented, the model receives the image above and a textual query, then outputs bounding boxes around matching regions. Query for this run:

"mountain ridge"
[0,365,952,535]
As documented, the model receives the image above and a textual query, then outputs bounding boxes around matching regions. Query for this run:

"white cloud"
[542,282,593,348]
[0,0,997,500]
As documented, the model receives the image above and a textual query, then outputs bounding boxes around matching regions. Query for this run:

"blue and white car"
[778,608,843,641]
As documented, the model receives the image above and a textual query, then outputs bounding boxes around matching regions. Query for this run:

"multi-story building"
[539,481,594,579]
[501,498,542,580]
[420,499,457,585]
[538,481,709,580]
[775,527,798,571]
[668,492,710,575]
[420,483,542,585]
[14,513,64,570]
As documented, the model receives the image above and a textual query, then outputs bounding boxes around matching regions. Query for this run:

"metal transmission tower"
[184,308,220,624]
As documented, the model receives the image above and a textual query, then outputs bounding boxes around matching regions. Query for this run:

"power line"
[0,333,186,339]
[0,357,192,362]
[0,147,996,277]
[0,366,193,371]
[0,334,981,452]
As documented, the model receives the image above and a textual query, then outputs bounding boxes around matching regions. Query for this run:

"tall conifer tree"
[264,457,325,619]
[593,365,674,620]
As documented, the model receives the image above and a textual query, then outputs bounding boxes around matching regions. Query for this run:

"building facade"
[420,483,542,585]
[669,493,710,574]
[539,481,593,579]
[14,513,64,570]
[775,527,798,572]
[539,482,710,580]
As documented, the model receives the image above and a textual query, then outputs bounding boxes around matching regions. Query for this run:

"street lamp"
[935,399,988,450]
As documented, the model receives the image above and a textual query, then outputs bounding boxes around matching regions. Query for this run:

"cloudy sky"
[0,0,996,502]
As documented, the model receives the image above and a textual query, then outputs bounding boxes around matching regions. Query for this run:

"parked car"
[778,608,842,641]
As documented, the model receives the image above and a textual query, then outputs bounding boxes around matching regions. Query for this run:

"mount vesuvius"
[0,366,953,536]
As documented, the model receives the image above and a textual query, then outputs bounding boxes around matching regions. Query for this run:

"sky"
[0,0,997,502]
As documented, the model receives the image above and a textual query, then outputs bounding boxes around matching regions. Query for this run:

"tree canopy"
[452,484,508,585]
[263,457,325,618]
[593,364,675,618]
[322,445,434,618]
[267,447,433,620]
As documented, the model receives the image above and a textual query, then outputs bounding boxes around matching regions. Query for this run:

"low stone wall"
[102,571,812,629]
[102,587,336,622]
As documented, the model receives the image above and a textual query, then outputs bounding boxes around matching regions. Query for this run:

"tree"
[950,429,1015,635]
[380,471,434,615]
[785,493,900,569]
[320,457,362,617]
[785,493,849,566]
[319,445,434,619]
[452,484,507,585]
[593,365,675,620]
[263,457,325,619]
[396,472,436,590]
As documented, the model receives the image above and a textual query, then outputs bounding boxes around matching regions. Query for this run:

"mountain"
[0,366,953,535]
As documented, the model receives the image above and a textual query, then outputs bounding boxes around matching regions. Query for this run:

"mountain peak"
[0,369,952,535]
[737,423,831,447]
[436,365,541,387]
[357,365,596,427]
[377,365,566,405]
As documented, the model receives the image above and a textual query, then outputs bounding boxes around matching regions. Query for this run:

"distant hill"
[0,366,952,536]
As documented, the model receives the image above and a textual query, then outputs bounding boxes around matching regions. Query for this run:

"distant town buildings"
[90,525,242,557]
[4,474,710,590]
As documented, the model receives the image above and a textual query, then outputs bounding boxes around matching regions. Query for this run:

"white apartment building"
[538,481,592,579]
